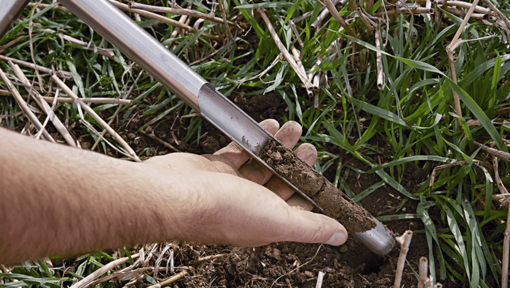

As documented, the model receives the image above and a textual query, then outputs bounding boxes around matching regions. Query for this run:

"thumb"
[279,207,348,246]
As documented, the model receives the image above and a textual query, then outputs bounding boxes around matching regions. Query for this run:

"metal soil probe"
[1,0,395,256]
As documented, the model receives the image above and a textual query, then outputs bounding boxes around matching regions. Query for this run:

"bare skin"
[0,120,347,265]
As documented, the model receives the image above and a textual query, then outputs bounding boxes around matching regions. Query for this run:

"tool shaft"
[0,0,29,40]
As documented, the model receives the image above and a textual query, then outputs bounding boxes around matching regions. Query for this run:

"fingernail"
[325,232,347,246]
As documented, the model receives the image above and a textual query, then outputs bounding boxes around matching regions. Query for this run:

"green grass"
[1,0,510,287]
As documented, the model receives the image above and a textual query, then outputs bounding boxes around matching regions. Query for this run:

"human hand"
[144,120,348,247]
[0,121,346,265]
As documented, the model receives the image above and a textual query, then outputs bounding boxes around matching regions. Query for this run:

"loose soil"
[259,139,376,234]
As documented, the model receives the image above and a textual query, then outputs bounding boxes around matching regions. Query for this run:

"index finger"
[213,119,279,168]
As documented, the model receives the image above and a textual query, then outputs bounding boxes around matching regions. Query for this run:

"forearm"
[0,128,187,264]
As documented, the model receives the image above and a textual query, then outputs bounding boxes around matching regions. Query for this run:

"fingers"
[281,208,348,246]
[287,194,315,211]
[214,119,279,168]
[182,172,348,247]
[265,143,317,205]
[238,121,302,185]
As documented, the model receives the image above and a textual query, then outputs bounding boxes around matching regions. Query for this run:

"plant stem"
[394,230,413,288]
[51,75,140,161]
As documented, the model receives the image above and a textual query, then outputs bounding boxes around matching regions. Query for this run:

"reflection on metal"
[0,0,30,40]
[59,0,204,112]
[355,220,396,256]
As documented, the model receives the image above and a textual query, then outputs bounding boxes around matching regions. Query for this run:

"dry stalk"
[418,257,434,288]
[445,0,480,126]
[441,6,487,20]
[289,11,316,46]
[189,253,225,264]
[128,1,241,30]
[323,0,357,38]
[290,46,307,76]
[27,2,70,12]
[503,207,510,288]
[87,267,150,287]
[91,70,143,151]
[289,20,304,47]
[168,13,188,48]
[29,0,45,93]
[445,1,490,14]
[147,253,225,288]
[154,244,172,279]
[311,0,343,30]
[0,67,54,142]
[480,0,510,30]
[169,248,175,273]
[373,6,435,17]
[0,55,72,79]
[417,0,492,15]
[313,73,320,110]
[492,195,510,215]
[429,159,491,189]
[357,8,376,35]
[40,96,131,105]
[424,0,433,20]
[0,35,32,54]
[147,270,189,288]
[0,111,23,119]
[492,156,510,288]
[109,1,221,42]
[217,0,237,50]
[9,61,76,147]
[307,58,322,98]
[375,28,384,90]
[236,53,282,87]
[435,284,443,288]
[394,230,413,288]
[475,141,510,161]
[70,253,139,288]
[51,75,140,161]
[43,29,115,58]
[316,271,326,288]
[140,130,180,153]
[257,9,316,93]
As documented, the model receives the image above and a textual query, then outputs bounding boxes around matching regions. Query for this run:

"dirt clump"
[259,139,376,234]
[200,135,221,154]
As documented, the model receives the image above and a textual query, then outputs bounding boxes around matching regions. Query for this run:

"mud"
[259,139,377,234]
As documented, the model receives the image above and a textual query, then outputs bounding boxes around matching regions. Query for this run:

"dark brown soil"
[259,139,376,234]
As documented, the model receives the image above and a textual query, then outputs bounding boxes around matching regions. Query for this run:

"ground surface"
[1,0,509,287]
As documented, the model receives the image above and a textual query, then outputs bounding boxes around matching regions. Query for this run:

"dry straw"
[394,230,413,288]
[51,75,140,161]
[9,61,76,147]
[257,9,317,94]
[109,0,221,42]
[0,67,54,142]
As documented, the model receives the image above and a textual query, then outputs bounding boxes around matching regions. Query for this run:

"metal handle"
[59,0,205,112]
[0,0,29,40]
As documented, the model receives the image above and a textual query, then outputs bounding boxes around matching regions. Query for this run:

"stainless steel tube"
[59,0,204,112]
[355,219,395,256]
[0,0,30,40]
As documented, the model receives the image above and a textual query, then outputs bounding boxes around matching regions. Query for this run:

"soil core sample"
[260,140,376,234]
